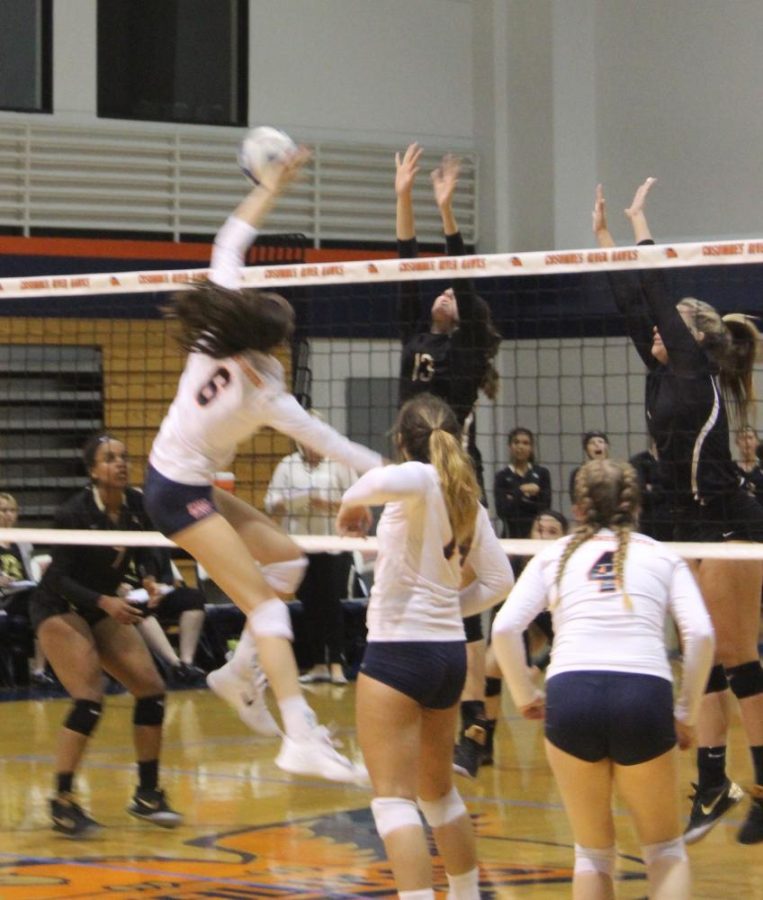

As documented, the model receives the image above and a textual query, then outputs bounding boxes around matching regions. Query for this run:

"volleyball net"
[1,237,763,561]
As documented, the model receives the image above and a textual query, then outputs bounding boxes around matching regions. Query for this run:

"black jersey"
[494,464,552,538]
[736,462,763,507]
[611,266,739,506]
[37,486,156,611]
[397,232,493,427]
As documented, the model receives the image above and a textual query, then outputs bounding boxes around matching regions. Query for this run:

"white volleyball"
[238,126,296,185]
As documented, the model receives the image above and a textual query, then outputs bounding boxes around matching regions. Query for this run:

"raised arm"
[210,147,311,289]
[432,154,460,237]
[624,177,656,245]
[592,184,616,248]
[395,144,425,342]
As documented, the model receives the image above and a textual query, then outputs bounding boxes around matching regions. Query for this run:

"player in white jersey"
[337,393,513,900]
[492,460,715,900]
[144,150,382,785]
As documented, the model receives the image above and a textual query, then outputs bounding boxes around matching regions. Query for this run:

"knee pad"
[64,699,102,736]
[641,836,687,867]
[726,661,763,699]
[260,557,307,595]
[134,694,165,727]
[705,663,728,694]
[417,786,467,828]
[463,613,483,643]
[248,598,294,641]
[573,844,615,878]
[485,676,502,698]
[370,796,422,839]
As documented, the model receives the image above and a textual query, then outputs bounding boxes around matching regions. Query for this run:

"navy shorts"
[360,640,467,710]
[545,671,676,766]
[673,489,763,543]
[144,464,217,536]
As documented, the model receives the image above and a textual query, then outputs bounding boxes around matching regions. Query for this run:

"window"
[97,0,247,126]
[0,0,52,113]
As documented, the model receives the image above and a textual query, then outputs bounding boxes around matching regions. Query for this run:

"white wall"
[17,0,763,250]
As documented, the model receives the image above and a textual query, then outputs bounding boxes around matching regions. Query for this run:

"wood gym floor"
[0,680,760,900]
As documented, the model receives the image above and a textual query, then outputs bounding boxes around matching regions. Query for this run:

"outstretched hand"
[625,176,657,220]
[431,154,461,210]
[592,183,609,234]
[258,145,312,194]
[395,143,423,196]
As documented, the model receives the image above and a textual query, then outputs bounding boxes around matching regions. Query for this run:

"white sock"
[446,867,479,899]
[279,694,318,738]
[399,890,435,900]
[230,629,256,679]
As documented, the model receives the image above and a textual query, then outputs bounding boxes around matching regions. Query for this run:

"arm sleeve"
[607,270,659,369]
[537,467,552,512]
[445,231,490,352]
[458,508,514,617]
[209,216,259,289]
[668,560,715,726]
[640,268,709,376]
[341,463,429,508]
[265,392,383,475]
[493,469,516,523]
[42,507,103,608]
[491,555,550,709]
[397,237,424,343]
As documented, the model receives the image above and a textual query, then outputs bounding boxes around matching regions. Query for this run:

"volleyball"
[238,126,297,185]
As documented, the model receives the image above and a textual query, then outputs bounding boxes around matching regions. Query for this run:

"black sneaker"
[127,787,183,829]
[452,724,486,779]
[737,787,763,845]
[172,662,206,686]
[50,794,101,838]
[30,670,57,688]
[684,778,744,844]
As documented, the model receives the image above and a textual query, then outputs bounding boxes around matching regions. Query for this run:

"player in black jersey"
[735,425,763,506]
[395,144,503,778]
[597,178,763,845]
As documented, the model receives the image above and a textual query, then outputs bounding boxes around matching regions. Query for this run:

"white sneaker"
[275,725,369,785]
[206,661,280,737]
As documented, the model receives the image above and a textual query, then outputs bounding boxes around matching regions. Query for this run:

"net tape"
[1,239,763,298]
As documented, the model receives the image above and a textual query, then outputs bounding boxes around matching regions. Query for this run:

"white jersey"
[265,451,356,536]
[149,214,382,485]
[341,461,513,642]
[491,529,714,725]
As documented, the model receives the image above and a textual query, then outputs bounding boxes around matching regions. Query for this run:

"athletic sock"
[697,745,727,793]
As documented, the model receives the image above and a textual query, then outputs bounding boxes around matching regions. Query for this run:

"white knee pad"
[573,844,616,878]
[260,557,307,595]
[642,836,687,867]
[417,786,467,828]
[247,598,294,640]
[371,796,422,839]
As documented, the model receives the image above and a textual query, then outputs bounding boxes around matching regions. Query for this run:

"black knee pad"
[64,699,103,736]
[462,613,483,643]
[705,664,728,694]
[133,694,165,727]
[485,676,502,697]
[727,661,763,699]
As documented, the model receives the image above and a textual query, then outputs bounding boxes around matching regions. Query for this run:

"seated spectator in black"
[494,428,552,538]
[131,548,207,686]
[735,425,763,506]
[29,433,182,837]
[0,492,53,687]
[568,430,609,500]
[629,439,674,541]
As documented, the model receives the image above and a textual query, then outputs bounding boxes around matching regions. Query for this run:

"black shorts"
[29,587,108,633]
[143,463,217,537]
[673,489,763,543]
[360,640,467,710]
[544,670,676,766]
[155,586,206,622]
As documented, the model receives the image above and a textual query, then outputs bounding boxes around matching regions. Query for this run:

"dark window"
[0,0,52,113]
[97,0,247,126]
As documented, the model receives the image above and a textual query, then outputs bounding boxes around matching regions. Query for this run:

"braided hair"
[553,459,640,609]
